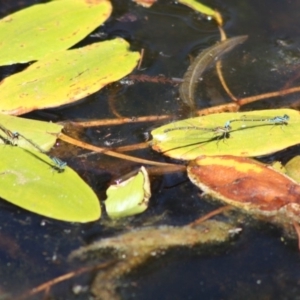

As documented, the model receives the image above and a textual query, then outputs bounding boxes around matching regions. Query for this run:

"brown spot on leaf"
[84,0,104,5]
[2,16,12,22]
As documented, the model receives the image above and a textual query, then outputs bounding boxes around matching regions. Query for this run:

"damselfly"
[13,131,67,173]
[0,124,19,145]
[224,114,289,128]
[13,132,46,153]
[50,156,67,173]
[164,123,232,142]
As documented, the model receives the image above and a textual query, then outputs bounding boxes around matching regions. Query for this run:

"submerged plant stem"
[58,133,177,167]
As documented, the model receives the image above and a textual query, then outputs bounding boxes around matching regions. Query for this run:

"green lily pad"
[285,156,300,183]
[271,160,286,175]
[151,109,300,160]
[105,166,151,219]
[0,38,140,115]
[0,113,62,152]
[0,0,112,65]
[0,146,100,222]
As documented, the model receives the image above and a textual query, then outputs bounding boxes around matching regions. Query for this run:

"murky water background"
[0,0,300,299]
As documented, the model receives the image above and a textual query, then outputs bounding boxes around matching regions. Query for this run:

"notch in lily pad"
[0,38,140,115]
[0,0,112,65]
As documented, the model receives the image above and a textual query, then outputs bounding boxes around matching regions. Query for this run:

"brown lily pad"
[187,155,300,231]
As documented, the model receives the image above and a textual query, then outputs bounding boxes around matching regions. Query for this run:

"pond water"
[0,0,300,299]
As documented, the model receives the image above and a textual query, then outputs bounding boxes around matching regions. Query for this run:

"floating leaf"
[0,38,140,115]
[0,113,62,152]
[105,166,151,219]
[0,0,112,65]
[271,160,286,174]
[151,109,300,160]
[178,0,223,26]
[187,155,300,228]
[285,156,300,183]
[0,146,100,222]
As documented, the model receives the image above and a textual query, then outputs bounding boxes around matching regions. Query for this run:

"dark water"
[0,0,300,299]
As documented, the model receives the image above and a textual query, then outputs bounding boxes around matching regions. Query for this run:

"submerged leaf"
[0,39,140,115]
[70,219,236,299]
[0,146,100,222]
[70,220,235,259]
[0,0,112,65]
[187,155,300,229]
[151,109,300,160]
[179,36,247,110]
[105,166,151,219]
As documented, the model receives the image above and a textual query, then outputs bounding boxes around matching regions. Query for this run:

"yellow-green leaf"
[105,166,151,219]
[271,160,286,174]
[151,109,300,160]
[0,0,112,65]
[0,146,100,222]
[0,39,140,115]
[0,113,62,152]
[178,0,223,26]
[285,156,300,183]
